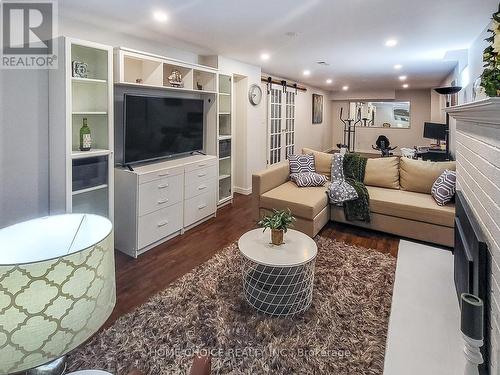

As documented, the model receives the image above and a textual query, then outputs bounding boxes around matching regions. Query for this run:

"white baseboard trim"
[233,186,252,195]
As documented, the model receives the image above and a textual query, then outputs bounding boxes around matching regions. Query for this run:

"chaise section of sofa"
[252,161,329,237]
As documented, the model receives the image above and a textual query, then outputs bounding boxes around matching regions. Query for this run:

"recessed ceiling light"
[399,75,407,81]
[385,39,398,47]
[153,10,168,23]
[303,70,311,76]
[260,53,270,61]
[394,64,403,70]
[402,83,409,88]
[342,85,349,91]
[326,79,333,84]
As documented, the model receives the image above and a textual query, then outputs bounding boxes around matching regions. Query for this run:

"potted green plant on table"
[258,209,295,245]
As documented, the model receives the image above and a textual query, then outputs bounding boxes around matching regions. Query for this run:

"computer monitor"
[424,122,447,141]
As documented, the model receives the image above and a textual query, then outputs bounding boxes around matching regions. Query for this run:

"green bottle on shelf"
[79,117,92,151]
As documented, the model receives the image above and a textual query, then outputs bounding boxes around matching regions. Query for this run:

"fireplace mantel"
[445,97,500,126]
[447,96,500,375]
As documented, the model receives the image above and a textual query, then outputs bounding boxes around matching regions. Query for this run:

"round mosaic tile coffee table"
[238,229,317,317]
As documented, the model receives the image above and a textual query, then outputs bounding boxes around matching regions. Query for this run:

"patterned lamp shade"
[0,214,115,374]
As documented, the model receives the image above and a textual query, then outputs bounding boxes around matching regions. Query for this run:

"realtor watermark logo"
[1,0,58,69]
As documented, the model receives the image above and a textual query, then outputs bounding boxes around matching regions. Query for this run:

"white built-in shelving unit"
[114,47,218,95]
[113,46,219,163]
[49,37,114,222]
[114,47,233,207]
[49,42,237,233]
[217,73,234,205]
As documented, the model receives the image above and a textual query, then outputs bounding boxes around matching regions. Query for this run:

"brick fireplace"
[447,98,500,375]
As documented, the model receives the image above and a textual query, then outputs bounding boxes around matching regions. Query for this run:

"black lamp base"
[434,86,462,96]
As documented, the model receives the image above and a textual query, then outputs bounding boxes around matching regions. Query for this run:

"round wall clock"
[248,84,262,106]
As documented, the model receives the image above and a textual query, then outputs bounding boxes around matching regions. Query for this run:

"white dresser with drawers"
[115,154,217,257]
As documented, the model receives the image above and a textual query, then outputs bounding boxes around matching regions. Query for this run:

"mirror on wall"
[349,101,411,129]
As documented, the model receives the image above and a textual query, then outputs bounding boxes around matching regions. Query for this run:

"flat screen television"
[123,94,204,165]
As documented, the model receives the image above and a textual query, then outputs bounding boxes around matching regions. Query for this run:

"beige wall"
[233,76,249,194]
[216,64,334,193]
[433,25,488,158]
[294,86,333,153]
[445,25,489,157]
[330,89,396,101]
[218,57,266,195]
[331,89,433,154]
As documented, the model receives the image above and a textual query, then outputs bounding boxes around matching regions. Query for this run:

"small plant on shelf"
[481,5,500,97]
[258,209,295,246]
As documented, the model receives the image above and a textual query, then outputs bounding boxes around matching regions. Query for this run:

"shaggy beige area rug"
[67,236,396,374]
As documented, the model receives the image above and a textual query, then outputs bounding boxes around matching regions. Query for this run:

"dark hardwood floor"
[107,193,399,327]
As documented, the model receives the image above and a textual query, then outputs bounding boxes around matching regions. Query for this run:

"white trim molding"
[233,186,252,195]
[445,98,500,126]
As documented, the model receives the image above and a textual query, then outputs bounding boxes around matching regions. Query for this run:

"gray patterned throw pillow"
[431,169,456,206]
[289,154,315,174]
[290,172,327,187]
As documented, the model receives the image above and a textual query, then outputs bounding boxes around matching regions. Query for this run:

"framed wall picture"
[312,94,323,124]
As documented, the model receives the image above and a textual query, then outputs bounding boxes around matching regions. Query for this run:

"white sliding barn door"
[267,86,295,166]
[284,90,296,158]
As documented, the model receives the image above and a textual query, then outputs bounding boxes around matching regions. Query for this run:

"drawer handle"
[198,163,207,167]
[158,183,169,189]
[158,172,169,177]
[158,198,169,204]
[197,203,207,210]
[198,184,207,190]
[157,220,169,227]
[198,172,207,177]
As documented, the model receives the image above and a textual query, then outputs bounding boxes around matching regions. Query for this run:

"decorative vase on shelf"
[79,118,92,151]
[168,69,183,88]
[271,229,284,246]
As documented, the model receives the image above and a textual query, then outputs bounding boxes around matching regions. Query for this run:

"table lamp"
[0,214,115,375]
[433,86,462,157]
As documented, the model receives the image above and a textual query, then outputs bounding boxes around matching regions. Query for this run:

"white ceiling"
[61,0,498,91]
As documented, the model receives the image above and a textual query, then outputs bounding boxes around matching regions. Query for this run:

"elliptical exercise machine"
[337,106,361,152]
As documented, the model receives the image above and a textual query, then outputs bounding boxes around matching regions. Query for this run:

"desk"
[416,149,451,161]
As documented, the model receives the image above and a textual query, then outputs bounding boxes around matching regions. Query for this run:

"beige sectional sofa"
[253,148,456,247]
